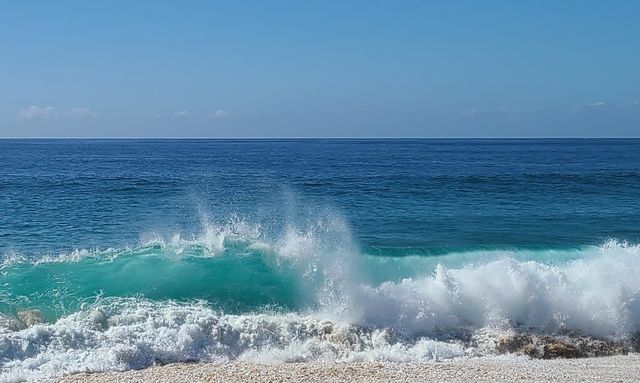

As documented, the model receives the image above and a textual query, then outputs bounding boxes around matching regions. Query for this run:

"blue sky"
[1,1,639,137]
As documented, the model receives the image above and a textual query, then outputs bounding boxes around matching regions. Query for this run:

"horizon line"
[1,136,640,140]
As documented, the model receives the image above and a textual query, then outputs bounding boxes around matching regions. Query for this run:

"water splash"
[1,210,639,381]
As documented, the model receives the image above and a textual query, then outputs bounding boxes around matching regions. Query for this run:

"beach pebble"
[16,309,45,327]
[89,309,108,329]
[56,354,640,383]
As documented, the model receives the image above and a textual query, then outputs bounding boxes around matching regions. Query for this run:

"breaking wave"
[1,212,639,381]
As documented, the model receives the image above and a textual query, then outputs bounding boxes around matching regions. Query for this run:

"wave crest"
[1,210,640,381]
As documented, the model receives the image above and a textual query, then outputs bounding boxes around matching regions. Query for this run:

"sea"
[1,138,639,380]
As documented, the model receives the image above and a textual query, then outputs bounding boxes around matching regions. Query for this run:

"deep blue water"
[1,139,639,255]
[2,139,640,379]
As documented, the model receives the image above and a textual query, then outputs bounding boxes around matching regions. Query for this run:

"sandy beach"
[56,354,640,383]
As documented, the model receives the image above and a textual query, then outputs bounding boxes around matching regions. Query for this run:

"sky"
[0,1,639,138]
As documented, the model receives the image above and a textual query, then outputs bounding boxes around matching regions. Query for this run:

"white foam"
[349,241,640,338]
[2,242,639,381]
[0,300,465,381]
[2,205,640,382]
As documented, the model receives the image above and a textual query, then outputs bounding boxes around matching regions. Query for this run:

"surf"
[1,213,639,381]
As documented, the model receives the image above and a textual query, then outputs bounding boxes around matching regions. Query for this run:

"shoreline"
[56,354,640,383]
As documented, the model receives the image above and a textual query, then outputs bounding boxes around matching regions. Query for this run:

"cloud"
[207,109,230,119]
[624,101,640,108]
[583,102,607,109]
[17,105,55,119]
[566,101,610,113]
[173,110,189,118]
[17,105,96,120]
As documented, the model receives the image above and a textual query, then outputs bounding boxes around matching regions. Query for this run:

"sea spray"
[1,213,640,381]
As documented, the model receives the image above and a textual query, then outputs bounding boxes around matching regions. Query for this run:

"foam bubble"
[2,207,640,381]
[0,300,465,381]
[350,241,640,338]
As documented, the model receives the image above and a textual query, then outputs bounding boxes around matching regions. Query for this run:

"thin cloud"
[17,105,55,119]
[624,101,640,109]
[583,102,607,109]
[567,101,609,113]
[17,105,97,119]
[207,109,230,119]
[566,100,640,112]
[173,110,189,117]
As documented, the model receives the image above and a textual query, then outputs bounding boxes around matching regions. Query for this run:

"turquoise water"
[1,139,639,380]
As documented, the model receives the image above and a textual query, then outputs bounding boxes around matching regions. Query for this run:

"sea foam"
[1,213,640,381]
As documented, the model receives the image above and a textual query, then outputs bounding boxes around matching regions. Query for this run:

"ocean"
[1,138,639,380]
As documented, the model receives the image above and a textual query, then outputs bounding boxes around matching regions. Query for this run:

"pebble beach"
[57,354,640,383]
